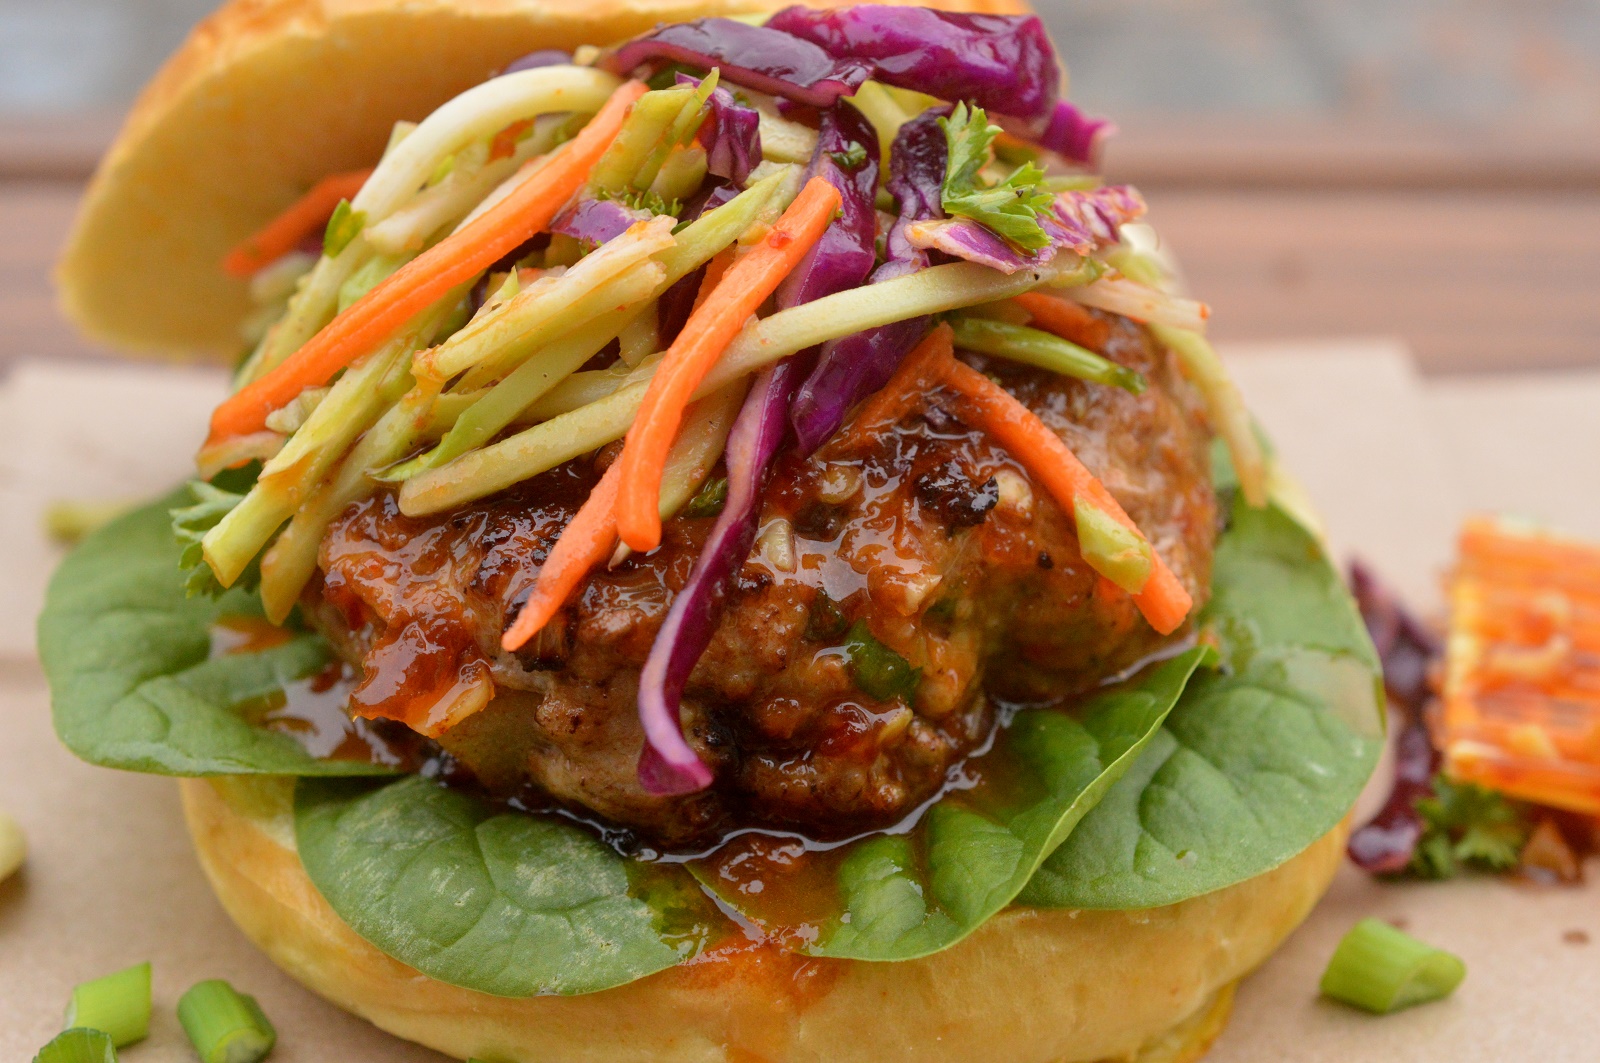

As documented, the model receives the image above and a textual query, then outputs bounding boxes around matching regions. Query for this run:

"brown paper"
[1,342,1594,1061]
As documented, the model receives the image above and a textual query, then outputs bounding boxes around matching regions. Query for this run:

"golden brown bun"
[181,776,1344,1063]
[57,0,1026,360]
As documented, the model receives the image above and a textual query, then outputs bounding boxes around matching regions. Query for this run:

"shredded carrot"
[690,248,736,315]
[222,168,374,278]
[933,341,1193,635]
[1014,291,1111,352]
[501,462,622,652]
[206,80,648,446]
[1441,516,1600,814]
[490,118,536,162]
[614,176,842,552]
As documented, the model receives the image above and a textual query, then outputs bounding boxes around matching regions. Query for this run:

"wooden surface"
[2,118,1598,375]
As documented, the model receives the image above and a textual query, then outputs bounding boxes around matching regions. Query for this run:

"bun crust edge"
[56,0,1026,360]
[181,775,1344,1063]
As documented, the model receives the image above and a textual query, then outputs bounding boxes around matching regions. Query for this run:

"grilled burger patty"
[306,310,1217,847]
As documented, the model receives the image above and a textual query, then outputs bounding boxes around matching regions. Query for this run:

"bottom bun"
[181,777,1344,1063]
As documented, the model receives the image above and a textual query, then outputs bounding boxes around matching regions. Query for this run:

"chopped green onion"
[177,980,277,1063]
[63,963,151,1047]
[1320,918,1466,1014]
[682,476,729,519]
[949,316,1146,394]
[1074,498,1154,594]
[845,620,921,703]
[322,199,366,258]
[33,1028,116,1063]
[805,592,849,642]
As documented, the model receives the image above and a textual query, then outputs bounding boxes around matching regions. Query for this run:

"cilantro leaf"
[171,481,257,598]
[1408,774,1530,879]
[829,141,868,172]
[938,103,1055,251]
[595,186,682,219]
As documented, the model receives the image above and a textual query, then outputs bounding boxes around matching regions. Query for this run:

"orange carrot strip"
[222,169,374,278]
[490,118,536,162]
[501,462,622,652]
[935,347,1193,635]
[690,248,736,315]
[1014,291,1111,352]
[207,81,648,445]
[614,176,842,552]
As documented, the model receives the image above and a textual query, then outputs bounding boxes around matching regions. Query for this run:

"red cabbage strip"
[765,6,1059,123]
[499,49,573,76]
[1345,560,1447,874]
[904,185,1146,274]
[637,363,800,794]
[676,73,762,185]
[789,108,948,452]
[604,19,875,108]
[634,106,879,793]
[550,196,653,248]
[1004,100,1117,169]
[777,104,880,308]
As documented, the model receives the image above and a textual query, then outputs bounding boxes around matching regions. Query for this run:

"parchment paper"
[1,341,1594,1062]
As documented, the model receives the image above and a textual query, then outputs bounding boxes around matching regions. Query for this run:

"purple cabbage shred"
[634,104,881,793]
[905,184,1146,274]
[789,106,949,452]
[499,50,574,76]
[549,197,653,248]
[1345,559,1448,874]
[604,19,875,109]
[676,74,762,185]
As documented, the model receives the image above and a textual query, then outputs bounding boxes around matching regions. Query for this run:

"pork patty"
[309,311,1217,848]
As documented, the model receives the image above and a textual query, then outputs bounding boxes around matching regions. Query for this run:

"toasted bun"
[181,776,1343,1063]
[56,0,1026,360]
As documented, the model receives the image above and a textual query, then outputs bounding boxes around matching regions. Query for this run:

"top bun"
[56,0,1027,360]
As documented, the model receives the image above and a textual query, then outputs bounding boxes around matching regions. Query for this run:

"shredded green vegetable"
[949,316,1146,394]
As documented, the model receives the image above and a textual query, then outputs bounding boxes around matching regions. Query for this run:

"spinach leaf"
[294,776,726,996]
[693,647,1210,961]
[1021,500,1384,910]
[40,492,393,777]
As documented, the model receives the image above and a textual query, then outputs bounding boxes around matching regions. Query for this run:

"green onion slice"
[844,620,921,703]
[33,1029,116,1063]
[177,980,277,1063]
[1320,918,1466,1014]
[63,962,151,1047]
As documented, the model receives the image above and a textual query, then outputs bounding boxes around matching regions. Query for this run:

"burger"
[43,2,1384,1060]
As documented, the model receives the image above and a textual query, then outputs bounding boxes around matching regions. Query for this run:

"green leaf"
[40,492,394,777]
[172,481,250,598]
[939,103,1055,251]
[294,776,727,996]
[1021,499,1384,910]
[693,647,1211,961]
